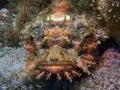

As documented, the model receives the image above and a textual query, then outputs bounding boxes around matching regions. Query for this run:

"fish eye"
[77,26,88,33]
[78,26,88,30]
[75,26,88,37]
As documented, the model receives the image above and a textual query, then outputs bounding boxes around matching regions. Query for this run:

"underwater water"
[0,0,120,90]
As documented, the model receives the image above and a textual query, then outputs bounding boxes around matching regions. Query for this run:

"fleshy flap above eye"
[47,12,71,22]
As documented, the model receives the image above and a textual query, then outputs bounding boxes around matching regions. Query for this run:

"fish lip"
[38,64,73,73]
[38,61,76,66]
[37,62,76,73]
[38,63,75,66]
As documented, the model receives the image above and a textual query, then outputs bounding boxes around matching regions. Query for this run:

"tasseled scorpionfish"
[21,0,109,82]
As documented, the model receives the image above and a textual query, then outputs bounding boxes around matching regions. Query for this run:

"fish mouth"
[35,62,80,82]
[38,62,75,73]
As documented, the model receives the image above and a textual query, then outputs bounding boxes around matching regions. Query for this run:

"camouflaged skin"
[21,0,111,82]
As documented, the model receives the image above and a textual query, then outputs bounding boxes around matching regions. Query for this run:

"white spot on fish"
[113,15,116,18]
[97,16,102,20]
[112,3,115,7]
[108,9,112,12]
[117,3,119,7]
[97,14,101,17]
[92,0,95,3]
[90,3,94,7]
